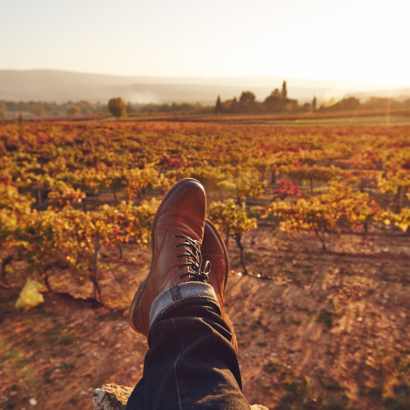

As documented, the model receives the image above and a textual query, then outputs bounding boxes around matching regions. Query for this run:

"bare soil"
[1,227,410,410]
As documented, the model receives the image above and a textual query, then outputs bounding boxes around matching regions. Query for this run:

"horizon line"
[1,67,410,89]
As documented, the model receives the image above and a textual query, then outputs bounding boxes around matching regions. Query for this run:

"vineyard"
[1,120,410,409]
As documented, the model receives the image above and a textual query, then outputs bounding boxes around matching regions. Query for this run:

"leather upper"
[136,180,206,334]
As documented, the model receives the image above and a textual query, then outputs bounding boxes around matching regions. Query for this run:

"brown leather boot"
[129,178,207,336]
[202,219,238,353]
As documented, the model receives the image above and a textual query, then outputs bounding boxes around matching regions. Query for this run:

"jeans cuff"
[149,282,219,326]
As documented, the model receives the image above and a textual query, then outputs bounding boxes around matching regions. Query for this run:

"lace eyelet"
[178,275,183,279]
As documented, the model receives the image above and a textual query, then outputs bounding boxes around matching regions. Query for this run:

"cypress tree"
[312,96,317,112]
[281,81,288,99]
[215,95,222,114]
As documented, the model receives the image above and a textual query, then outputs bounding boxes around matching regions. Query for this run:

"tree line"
[0,100,109,119]
[0,99,213,120]
[214,80,410,115]
[215,81,305,114]
[1,82,410,121]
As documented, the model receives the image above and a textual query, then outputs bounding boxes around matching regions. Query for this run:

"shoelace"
[175,234,210,283]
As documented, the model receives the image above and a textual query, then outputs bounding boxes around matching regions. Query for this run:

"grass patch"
[244,251,258,263]
[46,323,63,344]
[400,357,410,370]
[0,336,44,404]
[384,396,410,410]
[15,356,28,369]
[324,396,346,410]
[293,262,305,268]
[281,316,302,325]
[263,360,278,373]
[275,377,350,410]
[319,376,343,392]
[60,335,74,345]
[290,317,302,325]
[61,361,75,370]
[43,369,53,380]
[97,311,122,322]
[297,306,315,315]
[251,320,261,329]
[317,309,334,329]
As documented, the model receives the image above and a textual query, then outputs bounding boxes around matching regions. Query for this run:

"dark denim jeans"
[126,297,250,410]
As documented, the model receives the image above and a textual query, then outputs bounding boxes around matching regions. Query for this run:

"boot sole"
[129,177,202,334]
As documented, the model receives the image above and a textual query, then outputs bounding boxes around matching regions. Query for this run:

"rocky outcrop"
[93,384,133,410]
[93,384,269,410]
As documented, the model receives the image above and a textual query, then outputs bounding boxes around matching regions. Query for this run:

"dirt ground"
[1,226,410,410]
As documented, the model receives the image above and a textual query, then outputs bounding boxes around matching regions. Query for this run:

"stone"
[93,384,133,410]
[93,383,269,410]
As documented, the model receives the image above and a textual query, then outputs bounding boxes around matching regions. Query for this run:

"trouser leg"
[126,297,249,410]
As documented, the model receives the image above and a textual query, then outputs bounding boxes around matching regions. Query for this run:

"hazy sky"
[1,0,409,86]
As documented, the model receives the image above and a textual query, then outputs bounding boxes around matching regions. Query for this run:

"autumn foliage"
[1,121,410,295]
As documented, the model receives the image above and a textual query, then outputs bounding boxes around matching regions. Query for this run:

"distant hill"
[0,69,409,105]
[348,89,410,101]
